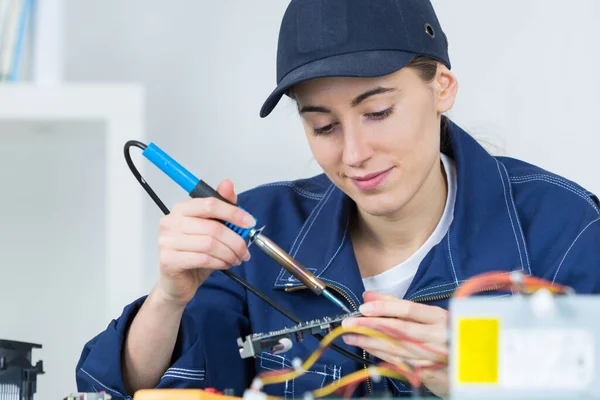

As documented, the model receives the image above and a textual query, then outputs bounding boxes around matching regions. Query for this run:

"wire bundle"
[454,270,572,298]
[247,270,573,399]
[250,325,446,399]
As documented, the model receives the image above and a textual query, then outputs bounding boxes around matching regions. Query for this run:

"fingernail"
[359,303,373,315]
[343,334,356,344]
[243,250,251,261]
[243,214,255,228]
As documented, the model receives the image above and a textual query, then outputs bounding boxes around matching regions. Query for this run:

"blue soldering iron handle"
[142,142,255,239]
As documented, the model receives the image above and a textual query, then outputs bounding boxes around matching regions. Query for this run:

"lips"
[350,168,393,191]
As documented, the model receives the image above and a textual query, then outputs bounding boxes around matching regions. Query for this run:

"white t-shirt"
[361,153,457,299]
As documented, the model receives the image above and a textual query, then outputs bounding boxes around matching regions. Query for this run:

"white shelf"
[0,83,146,400]
[0,83,146,319]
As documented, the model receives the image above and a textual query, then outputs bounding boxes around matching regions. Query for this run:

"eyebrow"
[299,86,398,114]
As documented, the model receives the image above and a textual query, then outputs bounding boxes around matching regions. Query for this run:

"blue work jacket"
[75,120,600,399]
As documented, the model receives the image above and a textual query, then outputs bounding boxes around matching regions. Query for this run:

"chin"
[353,192,409,218]
[359,203,403,218]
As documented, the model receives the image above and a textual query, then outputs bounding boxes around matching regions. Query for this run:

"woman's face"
[293,65,457,218]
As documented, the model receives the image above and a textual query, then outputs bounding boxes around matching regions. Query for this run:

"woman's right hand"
[155,179,255,306]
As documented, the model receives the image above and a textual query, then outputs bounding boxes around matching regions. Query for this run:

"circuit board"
[237,311,362,358]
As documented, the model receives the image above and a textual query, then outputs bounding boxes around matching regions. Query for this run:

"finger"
[359,299,447,325]
[160,249,229,271]
[342,331,446,362]
[366,347,442,370]
[172,197,255,229]
[160,217,250,262]
[344,317,447,344]
[179,218,250,260]
[342,334,417,361]
[159,234,245,266]
[363,291,398,302]
[216,178,238,204]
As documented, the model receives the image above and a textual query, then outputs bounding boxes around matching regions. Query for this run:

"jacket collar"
[273,120,530,300]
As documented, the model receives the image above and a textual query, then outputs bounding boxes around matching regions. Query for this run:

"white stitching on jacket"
[80,368,127,398]
[500,162,532,274]
[552,217,600,283]
[446,233,459,286]
[257,181,326,200]
[510,175,599,214]
[291,185,336,258]
[161,373,205,382]
[496,160,525,270]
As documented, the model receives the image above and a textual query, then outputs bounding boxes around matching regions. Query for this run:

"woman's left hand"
[342,291,449,398]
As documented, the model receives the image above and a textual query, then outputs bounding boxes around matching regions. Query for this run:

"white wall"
[65,0,600,291]
[432,0,600,188]
[65,0,317,293]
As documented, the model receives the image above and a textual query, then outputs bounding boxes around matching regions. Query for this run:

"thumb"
[216,178,238,204]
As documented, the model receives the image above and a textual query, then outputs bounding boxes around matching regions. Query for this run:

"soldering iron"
[123,140,377,366]
[125,140,350,314]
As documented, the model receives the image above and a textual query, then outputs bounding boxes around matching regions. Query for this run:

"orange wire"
[335,362,420,399]
[454,270,571,298]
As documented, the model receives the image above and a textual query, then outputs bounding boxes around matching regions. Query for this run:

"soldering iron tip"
[321,288,351,314]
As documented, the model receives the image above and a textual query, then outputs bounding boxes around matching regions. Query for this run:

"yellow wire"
[312,366,408,398]
[259,325,409,386]
[265,367,409,400]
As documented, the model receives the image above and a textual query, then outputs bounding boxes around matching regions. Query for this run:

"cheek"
[383,99,440,162]
[375,114,429,165]
[375,109,440,195]
[305,135,342,174]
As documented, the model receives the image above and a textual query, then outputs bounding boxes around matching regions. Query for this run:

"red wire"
[333,363,420,399]
[372,324,448,359]
[454,271,570,298]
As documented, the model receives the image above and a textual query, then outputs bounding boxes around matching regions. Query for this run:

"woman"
[75,0,600,398]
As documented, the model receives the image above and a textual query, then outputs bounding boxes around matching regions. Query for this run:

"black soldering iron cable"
[124,141,373,367]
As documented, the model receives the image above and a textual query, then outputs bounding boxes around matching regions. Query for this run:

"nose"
[342,123,374,168]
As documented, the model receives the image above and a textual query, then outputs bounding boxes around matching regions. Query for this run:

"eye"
[313,122,338,136]
[366,107,394,121]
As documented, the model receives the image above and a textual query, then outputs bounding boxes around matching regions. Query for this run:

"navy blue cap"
[260,0,451,118]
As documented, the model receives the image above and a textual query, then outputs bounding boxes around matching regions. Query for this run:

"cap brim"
[259,50,416,118]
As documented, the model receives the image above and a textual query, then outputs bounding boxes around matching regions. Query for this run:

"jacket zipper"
[411,283,507,303]
[285,284,374,396]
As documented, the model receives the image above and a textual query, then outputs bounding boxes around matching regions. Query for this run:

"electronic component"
[237,311,361,358]
[64,393,112,400]
[133,389,239,400]
[0,339,44,400]
[449,290,600,399]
